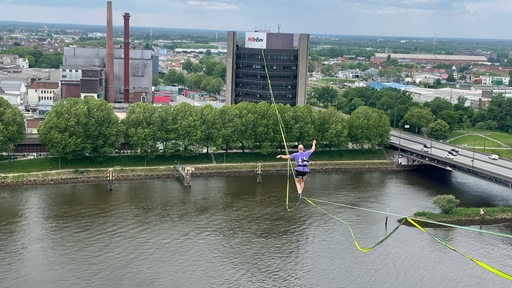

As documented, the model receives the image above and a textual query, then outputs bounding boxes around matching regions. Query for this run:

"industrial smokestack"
[105,1,114,103]
[123,12,130,103]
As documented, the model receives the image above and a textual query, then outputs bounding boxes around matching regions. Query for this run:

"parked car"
[489,154,499,160]
[446,154,455,159]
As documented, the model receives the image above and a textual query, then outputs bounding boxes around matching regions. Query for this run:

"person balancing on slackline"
[276,140,316,198]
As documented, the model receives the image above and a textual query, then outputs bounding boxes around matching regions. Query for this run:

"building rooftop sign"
[245,32,267,49]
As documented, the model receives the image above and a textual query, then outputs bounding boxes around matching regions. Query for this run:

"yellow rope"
[261,49,295,210]
[407,217,512,281]
[304,197,512,281]
[260,48,510,282]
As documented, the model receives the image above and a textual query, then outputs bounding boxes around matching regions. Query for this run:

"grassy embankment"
[406,207,512,227]
[0,149,391,183]
[448,129,512,159]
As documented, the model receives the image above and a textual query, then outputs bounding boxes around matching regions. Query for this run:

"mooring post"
[107,168,114,191]
[256,162,262,183]
[184,166,194,186]
[385,206,389,229]
[174,165,194,186]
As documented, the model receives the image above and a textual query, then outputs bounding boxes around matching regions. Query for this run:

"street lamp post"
[398,129,402,154]
[483,131,487,153]
[472,138,476,168]
[398,124,409,159]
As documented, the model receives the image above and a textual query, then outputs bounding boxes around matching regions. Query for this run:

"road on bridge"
[390,130,512,188]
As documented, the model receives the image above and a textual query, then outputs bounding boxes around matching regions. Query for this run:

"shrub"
[433,194,460,214]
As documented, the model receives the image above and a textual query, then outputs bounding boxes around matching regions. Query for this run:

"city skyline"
[2,0,512,40]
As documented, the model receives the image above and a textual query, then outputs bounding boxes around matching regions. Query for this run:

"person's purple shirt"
[289,150,312,172]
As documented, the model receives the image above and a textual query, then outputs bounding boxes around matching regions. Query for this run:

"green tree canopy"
[315,107,348,150]
[348,106,390,149]
[487,93,512,133]
[39,98,122,159]
[185,73,207,90]
[1,46,42,67]
[424,97,454,117]
[427,119,450,140]
[312,85,339,107]
[36,52,63,68]
[122,102,160,156]
[0,97,25,152]
[200,77,224,94]
[152,75,162,87]
[154,105,175,155]
[163,69,186,86]
[197,104,222,153]
[401,106,435,134]
[171,102,201,154]
[437,110,459,131]
[182,58,193,73]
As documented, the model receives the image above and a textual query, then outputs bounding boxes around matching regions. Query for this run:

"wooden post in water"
[107,168,114,191]
[256,162,262,183]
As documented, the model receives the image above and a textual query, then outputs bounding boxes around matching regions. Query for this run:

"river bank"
[400,216,512,227]
[0,160,400,187]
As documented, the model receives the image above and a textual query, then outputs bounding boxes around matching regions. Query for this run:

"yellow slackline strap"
[304,197,405,252]
[309,197,512,239]
[260,43,511,281]
[407,218,512,281]
[261,49,296,210]
[304,197,512,281]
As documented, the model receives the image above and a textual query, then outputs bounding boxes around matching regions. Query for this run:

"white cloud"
[187,1,239,10]
[464,1,512,16]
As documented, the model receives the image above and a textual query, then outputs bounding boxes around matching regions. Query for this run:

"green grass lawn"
[0,149,386,174]
[448,130,512,159]
[450,134,502,148]
[414,206,512,220]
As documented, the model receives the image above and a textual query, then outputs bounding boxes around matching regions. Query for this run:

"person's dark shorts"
[295,170,308,178]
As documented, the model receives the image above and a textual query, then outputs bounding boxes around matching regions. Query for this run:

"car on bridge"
[446,154,455,159]
[422,144,431,153]
[449,149,459,156]
[489,154,499,160]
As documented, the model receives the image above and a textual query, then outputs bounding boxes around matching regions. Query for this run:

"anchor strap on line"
[304,197,512,281]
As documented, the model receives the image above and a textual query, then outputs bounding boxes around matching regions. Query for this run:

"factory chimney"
[105,1,114,103]
[123,12,130,103]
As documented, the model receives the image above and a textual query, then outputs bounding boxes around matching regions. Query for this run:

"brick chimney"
[123,13,130,103]
[105,1,114,103]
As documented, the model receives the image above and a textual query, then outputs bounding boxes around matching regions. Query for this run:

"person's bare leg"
[295,178,302,194]
[300,177,306,194]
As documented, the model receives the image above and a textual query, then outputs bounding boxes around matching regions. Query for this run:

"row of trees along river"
[2,85,512,160]
[33,98,389,160]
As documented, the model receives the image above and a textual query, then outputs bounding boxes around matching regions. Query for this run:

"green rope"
[305,197,512,281]
[261,49,296,210]
[307,197,512,239]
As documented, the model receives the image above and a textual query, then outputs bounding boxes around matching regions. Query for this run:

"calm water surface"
[0,169,511,287]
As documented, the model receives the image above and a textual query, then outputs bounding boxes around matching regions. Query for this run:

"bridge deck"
[389,130,512,188]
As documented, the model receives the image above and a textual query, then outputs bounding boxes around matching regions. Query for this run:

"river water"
[0,168,511,287]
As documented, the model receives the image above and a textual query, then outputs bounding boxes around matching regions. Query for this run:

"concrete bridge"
[389,130,512,188]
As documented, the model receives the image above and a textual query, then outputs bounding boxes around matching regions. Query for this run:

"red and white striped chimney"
[123,12,130,103]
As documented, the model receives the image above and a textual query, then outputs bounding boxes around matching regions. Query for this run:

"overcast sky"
[3,0,512,39]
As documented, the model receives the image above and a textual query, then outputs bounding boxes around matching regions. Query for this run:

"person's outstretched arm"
[276,154,290,159]
[310,140,316,153]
